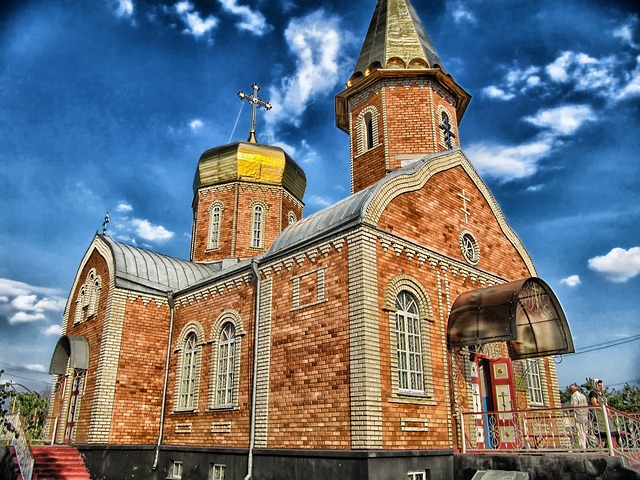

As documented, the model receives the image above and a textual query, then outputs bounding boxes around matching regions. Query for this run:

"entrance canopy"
[448,277,574,360]
[49,335,89,374]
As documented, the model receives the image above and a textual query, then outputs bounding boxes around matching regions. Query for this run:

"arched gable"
[63,235,115,334]
[361,149,537,276]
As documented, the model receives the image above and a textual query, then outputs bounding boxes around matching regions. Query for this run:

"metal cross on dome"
[238,83,272,143]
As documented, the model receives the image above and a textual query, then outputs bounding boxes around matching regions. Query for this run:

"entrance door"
[472,356,518,449]
[64,371,84,444]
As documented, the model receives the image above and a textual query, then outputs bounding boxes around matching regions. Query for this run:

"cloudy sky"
[1,0,639,394]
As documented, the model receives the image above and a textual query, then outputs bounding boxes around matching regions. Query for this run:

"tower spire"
[351,0,445,84]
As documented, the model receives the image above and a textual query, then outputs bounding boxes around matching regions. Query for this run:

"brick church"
[46,0,574,478]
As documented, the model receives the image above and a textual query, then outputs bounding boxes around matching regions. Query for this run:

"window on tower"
[357,107,379,155]
[251,204,265,249]
[208,203,222,250]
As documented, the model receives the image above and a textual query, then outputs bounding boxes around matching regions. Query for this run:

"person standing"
[589,378,619,448]
[570,383,588,449]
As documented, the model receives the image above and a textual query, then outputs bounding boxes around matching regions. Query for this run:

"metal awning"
[448,277,574,360]
[49,335,89,374]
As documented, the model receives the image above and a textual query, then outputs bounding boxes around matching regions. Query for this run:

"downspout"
[244,259,261,480]
[153,290,175,471]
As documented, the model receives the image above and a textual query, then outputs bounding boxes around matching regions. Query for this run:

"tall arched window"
[395,291,424,393]
[215,323,236,407]
[209,204,222,250]
[179,332,199,410]
[251,205,263,249]
[364,111,374,150]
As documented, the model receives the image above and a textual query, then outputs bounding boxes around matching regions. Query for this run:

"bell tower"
[335,0,471,193]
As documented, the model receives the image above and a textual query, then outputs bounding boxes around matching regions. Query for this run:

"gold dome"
[193,142,306,202]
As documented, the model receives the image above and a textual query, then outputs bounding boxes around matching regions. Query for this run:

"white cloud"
[612,15,639,49]
[0,278,60,298]
[190,119,204,131]
[560,275,581,287]
[117,202,133,212]
[25,363,47,373]
[524,104,596,136]
[588,247,640,283]
[466,137,553,181]
[11,295,65,313]
[114,0,134,18]
[9,311,46,324]
[482,66,540,100]
[174,1,219,39]
[267,10,345,128]
[44,324,62,336]
[452,3,476,25]
[217,0,271,36]
[307,194,332,209]
[617,55,640,100]
[131,219,175,242]
[482,85,515,101]
[545,51,618,95]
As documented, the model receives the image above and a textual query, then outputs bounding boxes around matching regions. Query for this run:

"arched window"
[395,291,424,393]
[357,107,378,154]
[251,204,264,249]
[209,204,222,250]
[73,268,101,324]
[215,323,236,407]
[439,110,456,149]
[364,112,374,150]
[287,212,296,226]
[179,332,199,410]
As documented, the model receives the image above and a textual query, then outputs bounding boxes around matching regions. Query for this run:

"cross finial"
[102,213,110,235]
[440,114,456,150]
[237,83,272,143]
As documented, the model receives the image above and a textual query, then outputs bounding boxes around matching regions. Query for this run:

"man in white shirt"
[570,383,588,449]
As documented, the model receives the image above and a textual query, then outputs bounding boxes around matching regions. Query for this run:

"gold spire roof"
[351,0,445,83]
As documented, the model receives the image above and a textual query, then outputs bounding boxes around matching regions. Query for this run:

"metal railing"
[1,412,34,480]
[459,404,640,466]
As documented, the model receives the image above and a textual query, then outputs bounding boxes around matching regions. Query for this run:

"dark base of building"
[77,444,455,480]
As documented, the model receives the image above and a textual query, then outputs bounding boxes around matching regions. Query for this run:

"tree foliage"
[1,369,16,435]
[0,369,48,441]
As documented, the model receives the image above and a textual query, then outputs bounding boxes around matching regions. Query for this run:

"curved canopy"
[49,335,89,374]
[448,277,574,360]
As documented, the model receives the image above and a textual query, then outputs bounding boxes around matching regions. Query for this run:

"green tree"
[1,370,17,436]
[607,384,640,413]
[12,391,48,440]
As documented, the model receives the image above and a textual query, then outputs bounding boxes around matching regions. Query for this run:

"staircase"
[30,446,90,480]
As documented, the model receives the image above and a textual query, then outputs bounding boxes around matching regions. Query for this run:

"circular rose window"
[459,231,480,265]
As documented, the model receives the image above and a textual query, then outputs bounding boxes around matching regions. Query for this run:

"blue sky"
[1,0,639,394]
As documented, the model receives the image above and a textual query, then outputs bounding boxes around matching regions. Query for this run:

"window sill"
[209,405,237,412]
[172,408,197,414]
[390,393,437,406]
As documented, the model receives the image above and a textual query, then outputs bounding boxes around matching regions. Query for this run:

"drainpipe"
[244,259,261,480]
[153,290,175,471]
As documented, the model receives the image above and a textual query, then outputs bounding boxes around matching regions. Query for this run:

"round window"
[459,231,480,265]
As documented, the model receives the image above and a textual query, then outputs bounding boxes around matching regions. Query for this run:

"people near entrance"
[569,383,588,449]
[589,378,620,448]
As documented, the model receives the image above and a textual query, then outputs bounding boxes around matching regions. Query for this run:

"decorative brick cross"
[458,189,471,223]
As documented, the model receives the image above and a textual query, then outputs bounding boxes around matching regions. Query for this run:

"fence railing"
[1,412,34,480]
[459,404,640,466]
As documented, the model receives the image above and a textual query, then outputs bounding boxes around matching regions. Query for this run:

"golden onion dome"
[193,141,306,202]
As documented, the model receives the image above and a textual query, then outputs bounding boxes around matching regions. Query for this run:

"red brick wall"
[267,250,352,449]
[59,250,110,444]
[161,283,256,447]
[108,297,171,444]
[192,183,303,262]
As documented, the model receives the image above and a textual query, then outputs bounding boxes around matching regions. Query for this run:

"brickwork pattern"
[191,182,303,262]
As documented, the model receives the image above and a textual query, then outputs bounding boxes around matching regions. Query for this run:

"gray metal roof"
[100,235,222,295]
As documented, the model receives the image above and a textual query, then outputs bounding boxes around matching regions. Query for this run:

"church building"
[46,1,574,479]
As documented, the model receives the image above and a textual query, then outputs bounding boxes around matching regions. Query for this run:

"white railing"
[459,404,640,467]
[1,412,34,480]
